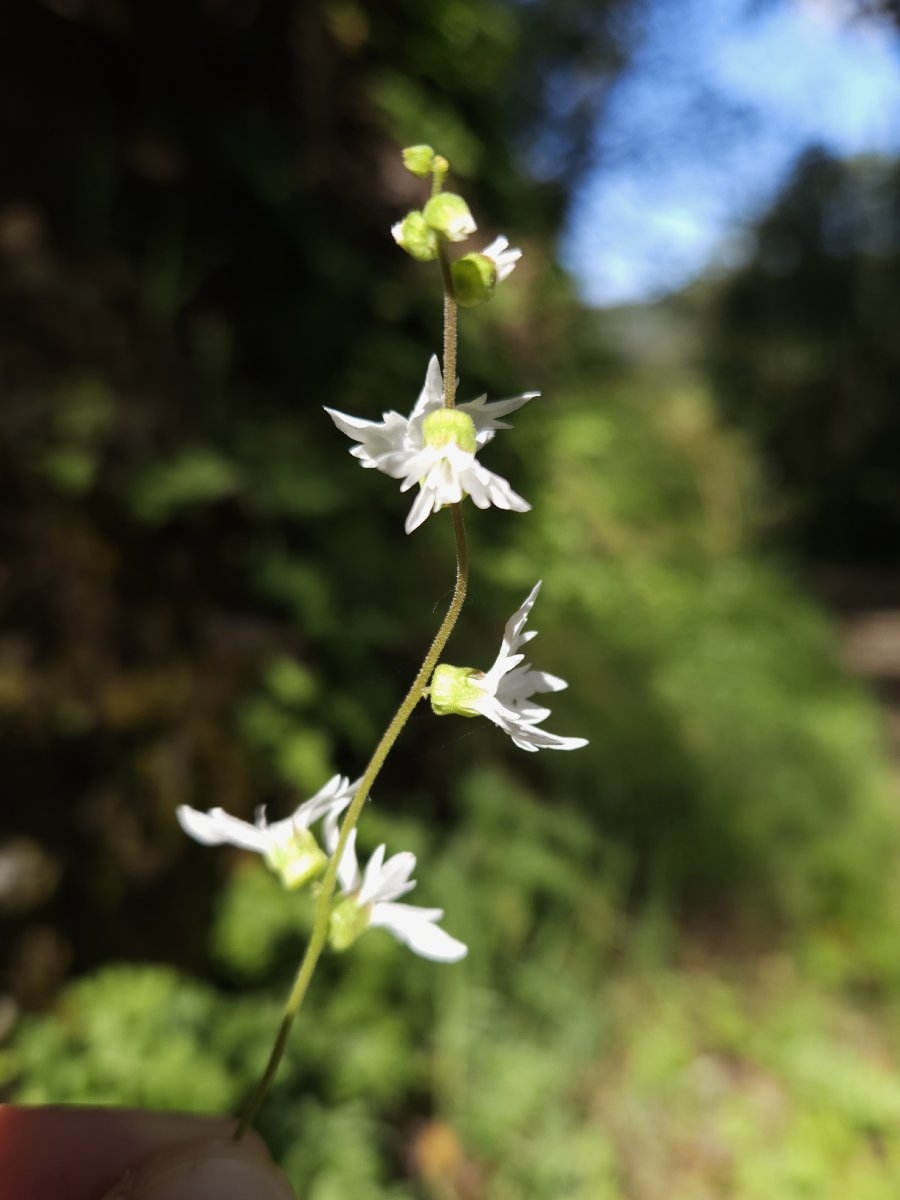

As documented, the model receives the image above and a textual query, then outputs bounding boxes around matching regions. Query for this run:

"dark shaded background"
[0,0,636,1000]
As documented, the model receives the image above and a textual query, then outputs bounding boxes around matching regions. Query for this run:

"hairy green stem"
[442,294,458,405]
[438,245,458,402]
[234,287,466,1141]
[437,257,456,327]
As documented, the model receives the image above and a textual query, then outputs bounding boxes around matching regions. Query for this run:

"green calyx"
[264,827,328,891]
[422,408,477,453]
[392,211,438,262]
[422,193,476,243]
[401,144,436,177]
[328,895,371,952]
[450,253,497,307]
[429,663,484,717]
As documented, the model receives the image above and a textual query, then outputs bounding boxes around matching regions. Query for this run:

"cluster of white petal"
[471,582,589,752]
[176,773,357,857]
[325,356,537,533]
[329,827,467,963]
[177,774,466,962]
[480,235,522,282]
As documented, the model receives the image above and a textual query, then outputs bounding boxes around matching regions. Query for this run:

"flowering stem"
[233,506,468,1140]
[233,283,467,1142]
[438,249,458,404]
[431,154,449,196]
[442,295,458,405]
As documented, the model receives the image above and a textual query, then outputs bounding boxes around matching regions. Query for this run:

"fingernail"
[104,1139,296,1200]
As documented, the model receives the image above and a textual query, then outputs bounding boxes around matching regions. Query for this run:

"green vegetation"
[8,769,900,1198]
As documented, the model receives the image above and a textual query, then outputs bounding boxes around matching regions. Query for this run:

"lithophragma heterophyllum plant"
[177,143,588,1138]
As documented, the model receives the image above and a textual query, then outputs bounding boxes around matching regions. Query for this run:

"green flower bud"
[328,895,371,952]
[450,253,497,307]
[422,193,477,243]
[264,828,328,890]
[391,210,438,262]
[430,663,485,718]
[422,408,477,453]
[402,144,436,177]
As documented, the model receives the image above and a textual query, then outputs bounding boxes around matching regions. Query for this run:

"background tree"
[705,148,900,562]
[0,0,634,997]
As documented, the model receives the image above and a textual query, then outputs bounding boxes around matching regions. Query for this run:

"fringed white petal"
[370,902,468,962]
[176,806,273,853]
[470,584,589,752]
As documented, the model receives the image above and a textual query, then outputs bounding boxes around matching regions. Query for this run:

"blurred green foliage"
[483,370,897,929]
[8,773,900,1197]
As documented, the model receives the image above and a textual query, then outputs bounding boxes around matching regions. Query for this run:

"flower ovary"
[264,828,328,890]
[430,663,484,717]
[328,895,371,951]
[422,409,477,453]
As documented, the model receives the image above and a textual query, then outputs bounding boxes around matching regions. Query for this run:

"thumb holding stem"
[101,1135,296,1200]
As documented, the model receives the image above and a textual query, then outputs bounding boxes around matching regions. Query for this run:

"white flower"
[328,828,467,963]
[325,356,537,533]
[481,235,522,282]
[430,582,589,753]
[176,774,359,888]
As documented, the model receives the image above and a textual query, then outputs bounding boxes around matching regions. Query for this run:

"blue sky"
[563,0,900,306]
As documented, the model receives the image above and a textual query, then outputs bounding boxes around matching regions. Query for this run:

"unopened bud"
[450,253,497,307]
[402,144,436,177]
[391,211,438,262]
[422,193,476,243]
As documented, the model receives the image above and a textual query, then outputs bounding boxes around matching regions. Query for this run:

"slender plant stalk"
[441,291,458,403]
[234,272,466,1141]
